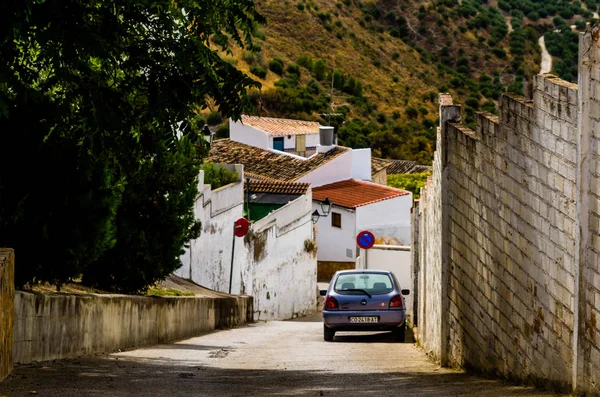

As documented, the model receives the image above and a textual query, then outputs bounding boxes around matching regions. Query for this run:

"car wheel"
[324,325,335,342]
[394,325,406,342]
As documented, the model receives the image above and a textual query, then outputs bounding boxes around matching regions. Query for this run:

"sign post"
[229,218,250,294]
[356,230,375,269]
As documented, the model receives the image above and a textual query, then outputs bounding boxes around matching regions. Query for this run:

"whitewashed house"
[230,115,321,157]
[211,117,412,282]
[211,126,370,187]
[176,165,317,321]
[312,179,412,264]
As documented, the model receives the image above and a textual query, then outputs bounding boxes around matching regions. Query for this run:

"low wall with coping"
[13,291,252,364]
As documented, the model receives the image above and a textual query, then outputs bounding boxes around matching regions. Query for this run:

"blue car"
[321,270,410,342]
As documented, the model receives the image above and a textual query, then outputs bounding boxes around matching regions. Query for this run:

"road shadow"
[0,356,567,397]
[333,326,416,344]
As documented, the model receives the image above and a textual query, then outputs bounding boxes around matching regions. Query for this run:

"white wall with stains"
[177,165,317,321]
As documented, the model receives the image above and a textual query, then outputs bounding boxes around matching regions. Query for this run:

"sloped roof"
[371,157,393,174]
[312,179,410,209]
[386,160,418,174]
[245,179,310,196]
[240,115,321,136]
[372,157,433,175]
[208,139,349,181]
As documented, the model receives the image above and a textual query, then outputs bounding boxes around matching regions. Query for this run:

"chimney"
[317,126,335,153]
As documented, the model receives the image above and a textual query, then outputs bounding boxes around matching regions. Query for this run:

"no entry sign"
[356,230,375,250]
[234,218,250,237]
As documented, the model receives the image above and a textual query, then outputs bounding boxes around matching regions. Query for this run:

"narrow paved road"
[0,315,566,396]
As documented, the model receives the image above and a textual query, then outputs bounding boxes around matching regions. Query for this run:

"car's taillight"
[325,296,339,310]
[389,295,403,309]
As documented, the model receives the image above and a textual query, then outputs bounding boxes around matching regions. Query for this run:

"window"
[334,273,394,295]
[331,212,341,228]
[273,137,284,151]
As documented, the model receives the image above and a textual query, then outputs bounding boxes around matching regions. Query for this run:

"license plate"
[349,316,378,323]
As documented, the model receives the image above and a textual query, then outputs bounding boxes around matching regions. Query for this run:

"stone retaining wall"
[13,291,252,364]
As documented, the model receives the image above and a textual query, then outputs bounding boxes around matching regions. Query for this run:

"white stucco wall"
[281,133,319,152]
[175,165,245,291]
[307,133,320,148]
[297,149,353,187]
[230,119,270,149]
[235,192,317,321]
[355,193,413,245]
[351,148,372,181]
[178,166,317,321]
[358,245,412,314]
[313,204,356,262]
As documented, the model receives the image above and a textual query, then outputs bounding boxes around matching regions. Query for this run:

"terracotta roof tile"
[241,115,320,136]
[208,139,349,181]
[312,179,410,209]
[245,180,310,195]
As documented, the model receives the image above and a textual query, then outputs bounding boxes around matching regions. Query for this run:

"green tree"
[387,173,431,199]
[0,0,263,290]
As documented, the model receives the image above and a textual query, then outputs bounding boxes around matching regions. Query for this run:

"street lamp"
[311,210,321,224]
[320,197,332,216]
[312,198,334,224]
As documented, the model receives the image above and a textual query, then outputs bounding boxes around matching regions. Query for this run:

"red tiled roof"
[241,115,320,136]
[208,139,349,181]
[312,179,410,209]
[245,180,310,195]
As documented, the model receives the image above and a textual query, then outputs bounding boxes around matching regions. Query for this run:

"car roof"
[335,269,393,275]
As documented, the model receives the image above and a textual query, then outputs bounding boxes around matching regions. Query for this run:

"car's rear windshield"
[334,273,394,295]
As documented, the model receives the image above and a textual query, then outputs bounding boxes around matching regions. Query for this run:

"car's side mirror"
[319,290,327,296]
[401,289,410,296]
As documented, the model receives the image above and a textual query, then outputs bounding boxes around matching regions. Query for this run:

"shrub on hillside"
[250,65,267,79]
[269,58,285,75]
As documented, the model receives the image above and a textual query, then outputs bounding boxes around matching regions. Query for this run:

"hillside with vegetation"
[205,0,599,165]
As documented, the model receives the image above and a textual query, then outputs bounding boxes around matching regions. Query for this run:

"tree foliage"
[387,173,431,200]
[0,0,263,290]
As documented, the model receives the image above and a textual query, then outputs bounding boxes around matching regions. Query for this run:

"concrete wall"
[229,120,270,149]
[180,167,317,321]
[175,166,245,291]
[0,249,14,381]
[414,63,599,392]
[372,169,387,185]
[356,194,413,245]
[313,204,356,262]
[297,149,353,187]
[415,99,448,362]
[357,245,412,316]
[351,148,372,181]
[13,291,252,364]
[317,261,355,282]
[238,193,317,321]
[282,134,319,152]
[576,25,600,394]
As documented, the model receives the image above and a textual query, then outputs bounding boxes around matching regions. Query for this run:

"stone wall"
[0,249,14,381]
[413,27,600,393]
[13,291,252,364]
[576,25,600,394]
